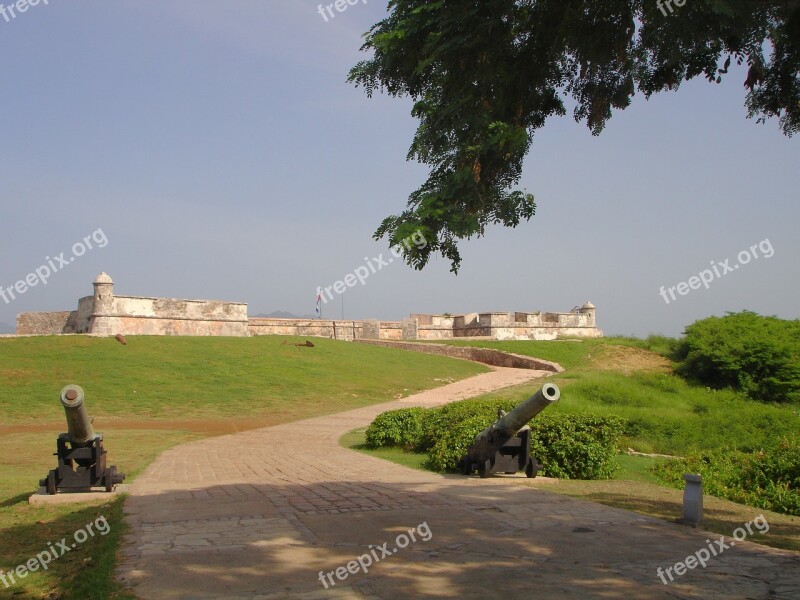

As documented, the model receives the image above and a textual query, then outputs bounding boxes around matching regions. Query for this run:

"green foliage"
[653,437,800,516]
[552,370,800,455]
[676,311,800,403]
[365,408,426,449]
[417,397,517,452]
[433,338,800,454]
[425,414,490,473]
[367,397,625,479]
[350,1,800,271]
[529,414,626,479]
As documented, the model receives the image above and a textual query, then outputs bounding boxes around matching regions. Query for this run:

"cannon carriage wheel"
[525,457,539,478]
[104,467,117,492]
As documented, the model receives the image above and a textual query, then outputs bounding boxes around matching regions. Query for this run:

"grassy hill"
[0,335,487,423]
[0,335,487,600]
[440,338,800,454]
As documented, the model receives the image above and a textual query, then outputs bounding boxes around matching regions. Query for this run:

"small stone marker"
[682,473,703,526]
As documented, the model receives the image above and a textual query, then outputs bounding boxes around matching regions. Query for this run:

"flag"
[315,290,322,317]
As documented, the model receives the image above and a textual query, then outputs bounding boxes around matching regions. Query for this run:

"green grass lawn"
[340,428,429,471]
[0,335,487,600]
[0,335,487,423]
[442,338,800,455]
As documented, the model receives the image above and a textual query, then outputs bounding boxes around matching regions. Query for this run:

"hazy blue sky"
[1,1,797,336]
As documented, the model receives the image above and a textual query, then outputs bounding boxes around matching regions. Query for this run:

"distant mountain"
[252,311,318,320]
[0,321,14,334]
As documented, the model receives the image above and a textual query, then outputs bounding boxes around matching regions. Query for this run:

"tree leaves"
[350,1,800,271]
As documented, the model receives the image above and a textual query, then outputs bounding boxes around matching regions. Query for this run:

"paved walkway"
[118,368,800,600]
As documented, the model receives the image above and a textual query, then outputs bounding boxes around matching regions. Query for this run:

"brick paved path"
[118,367,800,600]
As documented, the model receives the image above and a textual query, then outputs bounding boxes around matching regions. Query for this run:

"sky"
[1,1,797,337]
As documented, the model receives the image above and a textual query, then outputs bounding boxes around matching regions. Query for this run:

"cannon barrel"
[60,384,95,445]
[494,382,560,438]
[40,384,124,494]
[459,383,560,478]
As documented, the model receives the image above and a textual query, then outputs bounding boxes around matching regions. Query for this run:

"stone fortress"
[15,273,603,341]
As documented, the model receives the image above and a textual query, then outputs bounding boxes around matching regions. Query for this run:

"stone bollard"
[682,473,703,526]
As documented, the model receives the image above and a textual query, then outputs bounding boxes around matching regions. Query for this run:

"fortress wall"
[84,310,600,340]
[90,296,249,337]
[417,325,456,340]
[70,296,94,333]
[247,319,409,341]
[248,318,365,341]
[13,273,600,340]
[490,325,603,340]
[113,296,248,321]
[378,321,404,340]
[16,311,75,335]
[413,314,456,340]
[91,315,249,336]
[445,310,600,340]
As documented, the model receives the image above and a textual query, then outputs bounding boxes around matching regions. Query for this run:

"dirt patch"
[587,345,671,375]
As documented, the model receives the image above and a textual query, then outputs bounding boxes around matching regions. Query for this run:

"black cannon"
[457,383,560,478]
[39,385,125,494]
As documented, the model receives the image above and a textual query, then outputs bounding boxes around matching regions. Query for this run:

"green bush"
[426,414,489,472]
[676,311,800,403]
[417,398,517,452]
[652,437,800,516]
[364,408,426,450]
[367,398,626,479]
[529,414,626,479]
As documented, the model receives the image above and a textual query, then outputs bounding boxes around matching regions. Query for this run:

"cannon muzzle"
[60,384,96,446]
[495,382,560,438]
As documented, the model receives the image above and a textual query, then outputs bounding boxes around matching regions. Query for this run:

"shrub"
[652,437,800,516]
[529,414,626,479]
[676,311,800,403]
[426,414,488,472]
[364,408,426,450]
[417,398,517,452]
[368,398,626,479]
